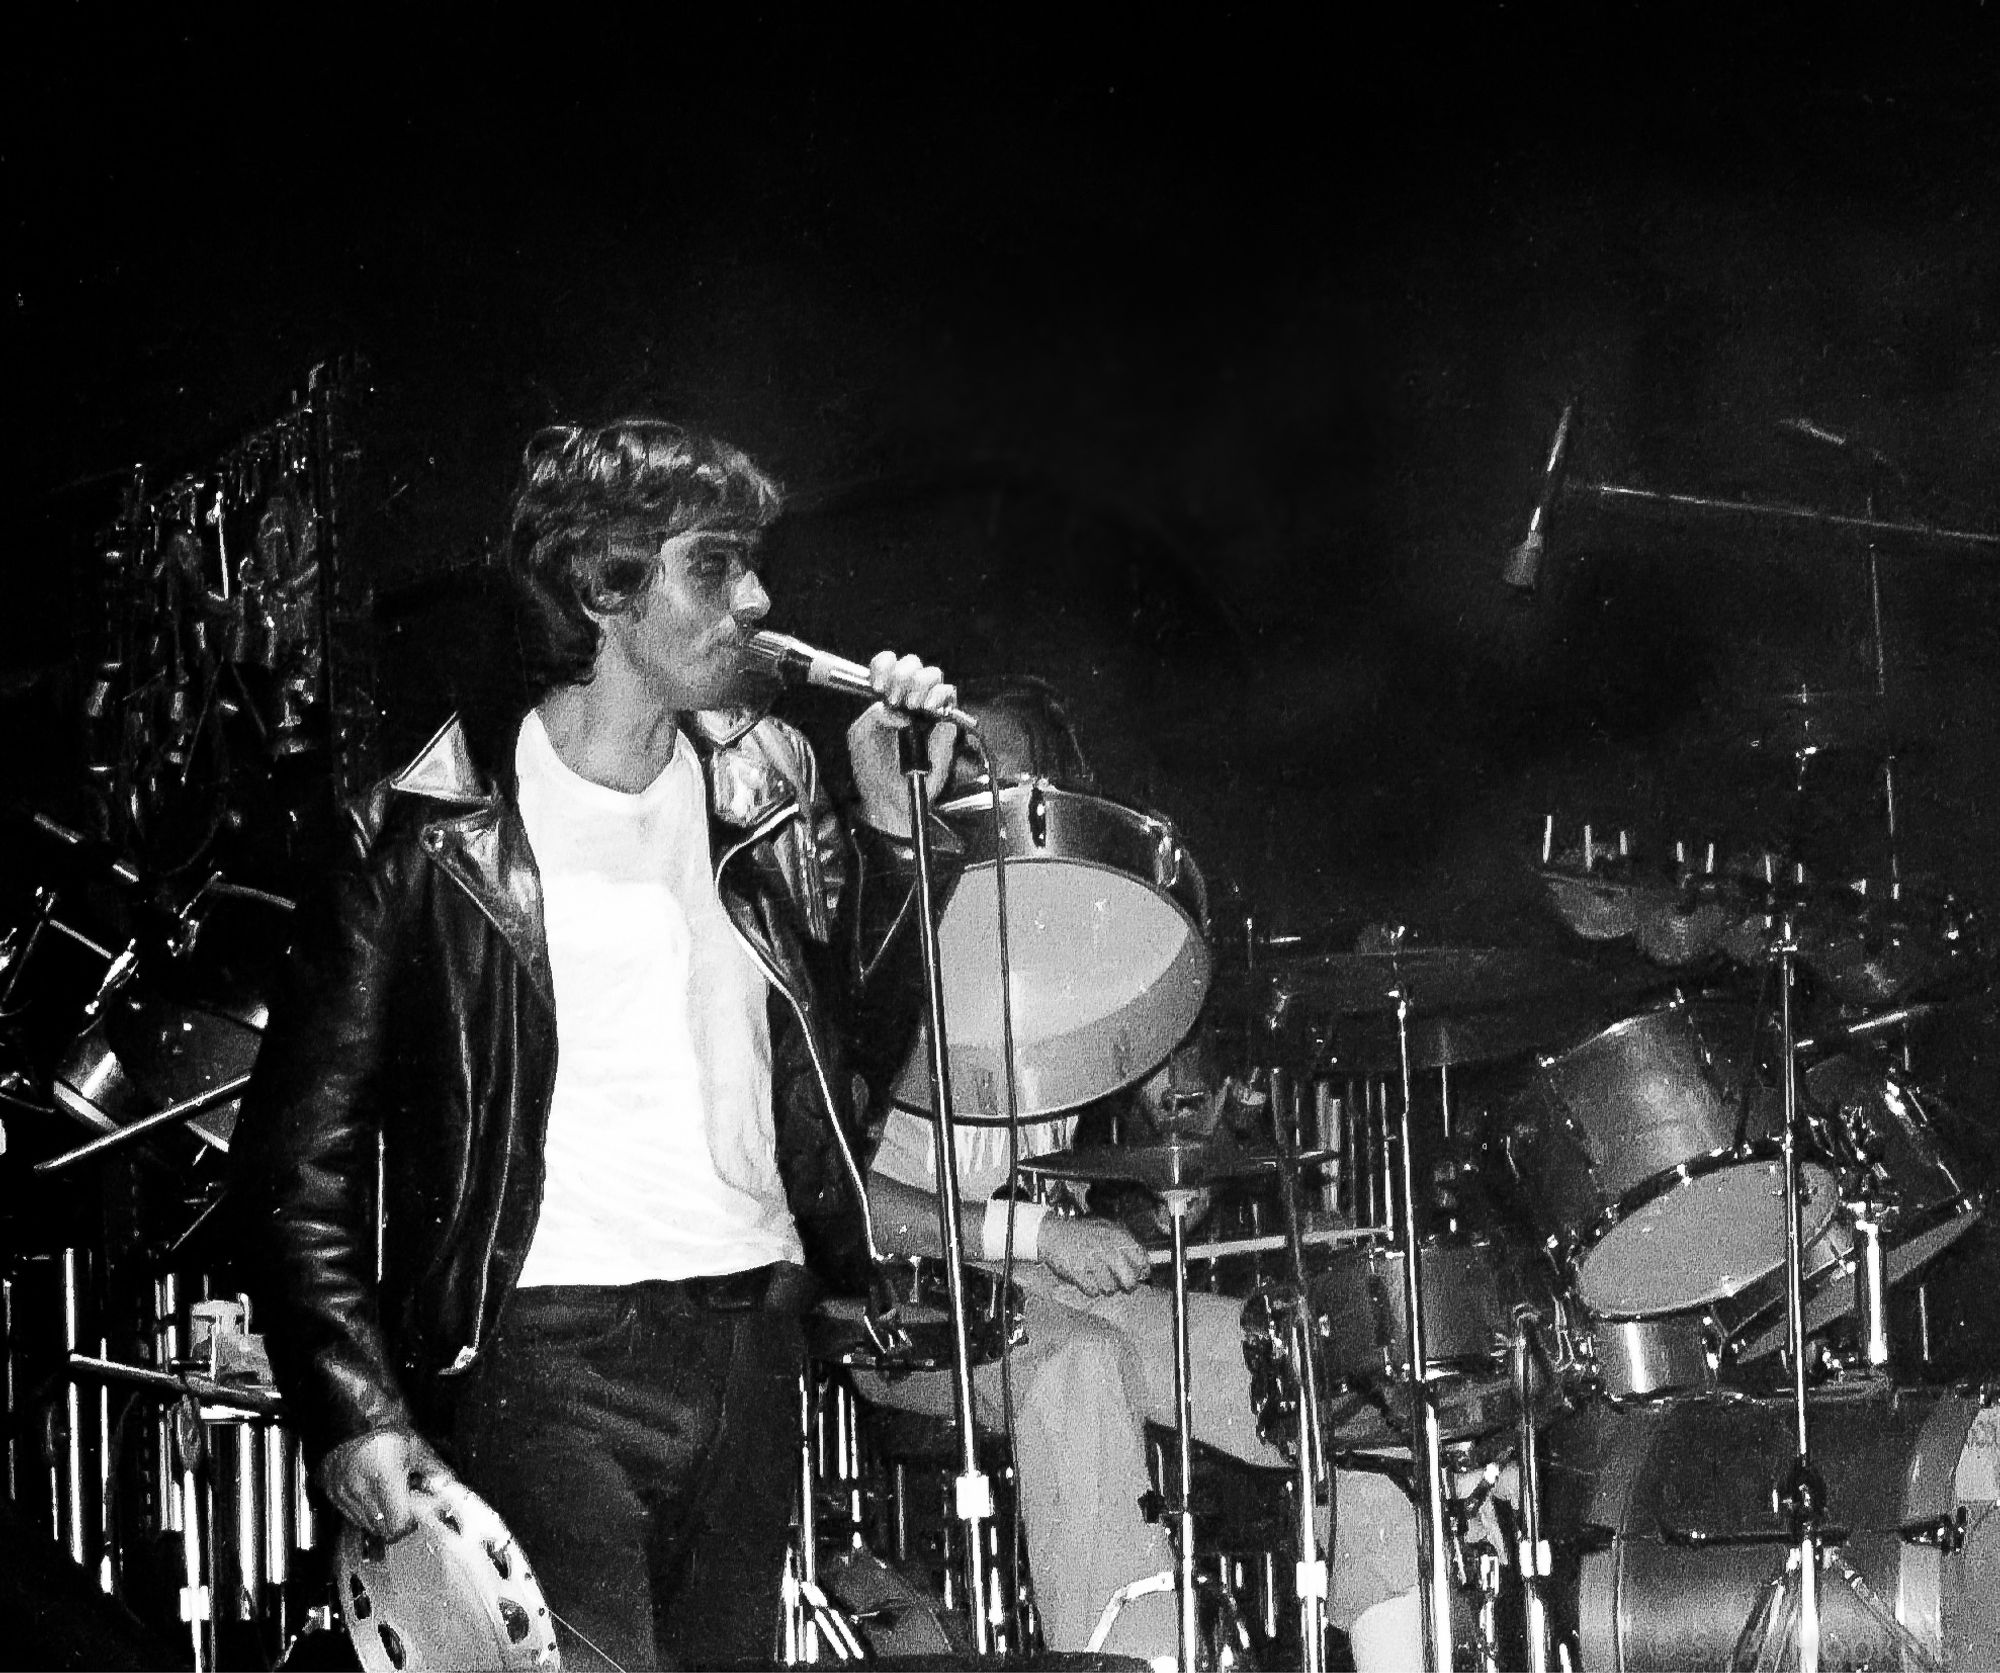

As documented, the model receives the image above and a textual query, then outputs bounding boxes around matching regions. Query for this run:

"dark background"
[8,10,1997,943]
[4,7,2000,1385]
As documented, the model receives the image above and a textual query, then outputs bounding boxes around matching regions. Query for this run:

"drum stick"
[1146,1226,1384,1267]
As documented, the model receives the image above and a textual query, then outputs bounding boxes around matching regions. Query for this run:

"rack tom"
[1509,1003,1839,1317]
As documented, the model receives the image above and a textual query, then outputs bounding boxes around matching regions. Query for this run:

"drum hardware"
[1263,1064,1334,1673]
[1390,978,1454,1673]
[808,1256,1025,1375]
[1023,1127,1302,1673]
[895,714,1001,1660]
[1509,1308,1553,1673]
[1021,1134,1332,1196]
[1085,1566,1258,1671]
[39,1074,253,1174]
[1740,910,1838,1673]
[1232,940,1606,1670]
[1561,1385,1995,1672]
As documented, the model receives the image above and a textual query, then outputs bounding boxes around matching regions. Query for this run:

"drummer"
[857,682,1423,1672]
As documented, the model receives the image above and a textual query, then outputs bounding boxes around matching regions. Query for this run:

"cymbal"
[1253,946,1598,1017]
[1325,992,1597,1073]
[1019,1137,1331,1194]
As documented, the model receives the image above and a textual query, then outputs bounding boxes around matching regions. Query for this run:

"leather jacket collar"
[385,706,810,1010]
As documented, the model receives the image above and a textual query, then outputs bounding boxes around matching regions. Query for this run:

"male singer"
[232,418,957,1669]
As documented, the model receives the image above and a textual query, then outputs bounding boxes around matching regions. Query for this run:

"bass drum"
[893,780,1210,1120]
[1555,1385,1998,1672]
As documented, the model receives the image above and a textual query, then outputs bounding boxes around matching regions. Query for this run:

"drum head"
[897,785,1211,1119]
[336,1477,559,1672]
[1577,1159,1839,1317]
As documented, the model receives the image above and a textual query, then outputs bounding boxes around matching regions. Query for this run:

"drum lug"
[1898,1507,1968,1554]
[1027,782,1049,849]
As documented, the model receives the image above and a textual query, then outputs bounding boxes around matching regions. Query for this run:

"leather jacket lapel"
[392,718,555,1010]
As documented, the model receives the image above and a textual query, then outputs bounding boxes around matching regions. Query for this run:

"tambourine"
[336,1475,560,1672]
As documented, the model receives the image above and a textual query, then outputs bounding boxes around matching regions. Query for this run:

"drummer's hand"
[1039,1218,1151,1296]
[318,1427,453,1543]
[848,652,960,837]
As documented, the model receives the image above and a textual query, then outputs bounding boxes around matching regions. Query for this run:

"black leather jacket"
[230,703,937,1467]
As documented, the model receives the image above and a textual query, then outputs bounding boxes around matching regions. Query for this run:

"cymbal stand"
[1741,916,1825,1673]
[1266,1069,1331,1673]
[1162,1186,1202,1673]
[1391,988,1454,1673]
[900,724,993,1658]
[1864,527,1903,900]
[1509,1310,1551,1673]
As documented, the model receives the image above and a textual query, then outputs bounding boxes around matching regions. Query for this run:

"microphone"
[747,630,980,733]
[1501,402,1575,592]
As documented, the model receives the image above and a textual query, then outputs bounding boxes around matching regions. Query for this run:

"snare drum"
[1511,1004,1839,1317]
[893,780,1210,1120]
[1243,1237,1559,1454]
[1312,1236,1548,1385]
[1560,1385,1999,1671]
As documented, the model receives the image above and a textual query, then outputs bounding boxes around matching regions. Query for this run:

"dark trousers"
[451,1267,808,1671]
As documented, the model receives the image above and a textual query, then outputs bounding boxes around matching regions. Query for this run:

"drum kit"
[3,611,1996,1673]
[792,661,1997,1673]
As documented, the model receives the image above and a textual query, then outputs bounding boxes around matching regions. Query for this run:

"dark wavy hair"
[502,418,782,690]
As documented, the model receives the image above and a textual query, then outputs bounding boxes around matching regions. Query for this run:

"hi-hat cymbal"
[1019,1137,1331,1194]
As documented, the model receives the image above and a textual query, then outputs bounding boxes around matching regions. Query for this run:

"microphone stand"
[1266,1068,1331,1673]
[1391,988,1455,1673]
[900,721,995,1658]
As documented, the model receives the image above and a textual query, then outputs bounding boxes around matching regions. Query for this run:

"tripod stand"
[1722,917,1939,1673]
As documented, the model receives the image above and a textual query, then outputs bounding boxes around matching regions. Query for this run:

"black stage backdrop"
[5,18,1999,1146]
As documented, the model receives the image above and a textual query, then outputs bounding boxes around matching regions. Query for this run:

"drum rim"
[1537,995,1720,1070]
[1565,1148,1841,1316]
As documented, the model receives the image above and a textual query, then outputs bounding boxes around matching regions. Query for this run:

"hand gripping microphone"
[747,630,980,732]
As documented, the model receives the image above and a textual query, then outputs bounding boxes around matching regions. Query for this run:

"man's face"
[595,527,771,713]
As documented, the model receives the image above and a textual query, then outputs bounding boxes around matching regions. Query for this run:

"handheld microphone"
[747,630,980,732]
[1501,402,1575,592]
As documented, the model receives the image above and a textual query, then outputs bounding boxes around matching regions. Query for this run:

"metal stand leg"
[1165,1190,1200,1673]
[1511,1316,1550,1673]
[900,727,993,1657]
[1391,992,1454,1673]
